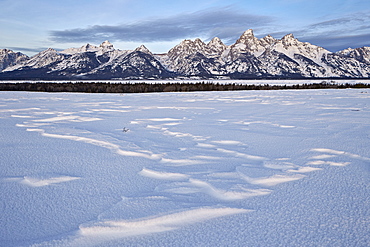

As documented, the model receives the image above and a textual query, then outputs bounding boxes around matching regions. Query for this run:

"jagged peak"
[100,40,113,48]
[236,29,258,45]
[337,46,370,57]
[28,48,60,60]
[0,49,28,57]
[194,38,205,44]
[281,33,296,41]
[82,43,95,48]
[260,35,277,47]
[61,41,116,55]
[0,48,14,54]
[134,45,152,54]
[99,41,114,54]
[63,43,99,54]
[193,38,206,50]
[242,29,254,37]
[177,38,206,46]
[171,39,204,52]
[38,48,58,54]
[207,37,225,46]
[337,47,354,55]
[180,39,193,45]
[0,48,28,57]
[279,33,300,48]
[210,37,221,42]
[261,35,275,41]
[351,46,370,52]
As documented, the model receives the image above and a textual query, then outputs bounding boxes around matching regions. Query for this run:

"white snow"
[71,207,250,246]
[1,87,370,246]
[5,175,81,187]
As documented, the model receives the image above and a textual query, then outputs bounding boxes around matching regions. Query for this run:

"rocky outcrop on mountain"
[1,29,369,79]
[0,49,29,71]
[83,49,174,79]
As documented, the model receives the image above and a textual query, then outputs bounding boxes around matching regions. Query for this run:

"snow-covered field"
[1,88,369,246]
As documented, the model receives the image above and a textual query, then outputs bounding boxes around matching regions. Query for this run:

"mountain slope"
[0,49,29,72]
[83,49,174,79]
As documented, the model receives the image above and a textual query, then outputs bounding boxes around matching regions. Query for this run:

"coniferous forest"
[0,81,369,93]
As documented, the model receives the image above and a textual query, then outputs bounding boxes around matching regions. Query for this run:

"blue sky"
[1,0,370,55]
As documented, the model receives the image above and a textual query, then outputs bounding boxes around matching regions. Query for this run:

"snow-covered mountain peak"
[98,40,115,54]
[0,49,29,71]
[6,48,68,70]
[337,48,354,56]
[1,49,13,55]
[0,49,29,60]
[44,48,58,53]
[271,33,332,71]
[282,33,295,40]
[134,45,152,55]
[260,35,277,47]
[207,37,225,47]
[338,46,370,64]
[35,48,59,57]
[82,44,99,52]
[179,39,193,46]
[100,40,113,48]
[194,38,206,50]
[61,41,116,55]
[62,43,99,54]
[280,34,298,46]
[207,37,227,54]
[168,39,207,58]
[229,29,266,57]
[194,38,205,44]
[236,29,257,44]
[241,29,254,37]
[208,37,220,43]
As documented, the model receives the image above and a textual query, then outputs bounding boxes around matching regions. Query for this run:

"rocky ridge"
[1,30,369,79]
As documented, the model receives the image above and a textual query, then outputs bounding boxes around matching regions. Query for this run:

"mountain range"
[1,29,370,80]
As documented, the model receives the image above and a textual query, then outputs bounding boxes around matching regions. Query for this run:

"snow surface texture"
[1,88,370,246]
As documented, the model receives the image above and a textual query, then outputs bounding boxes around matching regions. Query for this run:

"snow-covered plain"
[1,88,370,246]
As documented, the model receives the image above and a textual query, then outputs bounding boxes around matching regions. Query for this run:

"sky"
[1,0,370,56]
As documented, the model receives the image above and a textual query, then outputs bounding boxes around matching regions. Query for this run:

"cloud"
[48,7,370,52]
[308,18,354,29]
[304,33,370,51]
[49,7,275,44]
[272,12,370,51]
[7,47,50,54]
[306,14,370,32]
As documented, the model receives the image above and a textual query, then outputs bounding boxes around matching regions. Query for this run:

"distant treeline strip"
[0,81,369,93]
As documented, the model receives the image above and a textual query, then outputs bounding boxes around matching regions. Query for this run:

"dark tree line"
[0,81,369,93]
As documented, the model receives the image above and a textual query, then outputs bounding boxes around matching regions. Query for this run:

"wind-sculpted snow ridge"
[62,207,250,247]
[1,29,370,79]
[26,128,162,160]
[1,88,370,246]
[5,175,81,187]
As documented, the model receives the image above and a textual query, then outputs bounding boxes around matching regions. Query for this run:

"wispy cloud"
[7,47,50,54]
[48,7,370,52]
[275,11,370,51]
[304,33,370,51]
[49,7,275,44]
[306,13,370,33]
